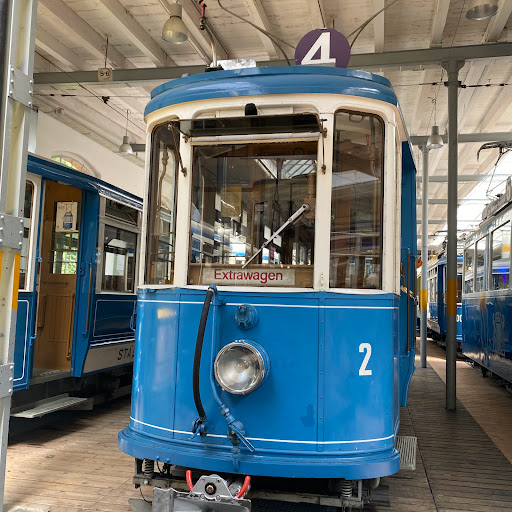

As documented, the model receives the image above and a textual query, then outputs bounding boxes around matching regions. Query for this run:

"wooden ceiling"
[31,0,512,243]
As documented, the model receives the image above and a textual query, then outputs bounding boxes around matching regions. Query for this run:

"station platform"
[4,339,512,512]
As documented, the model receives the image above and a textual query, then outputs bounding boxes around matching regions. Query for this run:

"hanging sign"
[55,201,78,232]
[98,67,113,81]
[295,29,351,68]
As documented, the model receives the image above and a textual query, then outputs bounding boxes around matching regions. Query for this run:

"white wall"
[35,112,144,197]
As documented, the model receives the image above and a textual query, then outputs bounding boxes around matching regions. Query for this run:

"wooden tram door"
[34,181,82,371]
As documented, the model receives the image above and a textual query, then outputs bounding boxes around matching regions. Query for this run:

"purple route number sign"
[295,29,351,68]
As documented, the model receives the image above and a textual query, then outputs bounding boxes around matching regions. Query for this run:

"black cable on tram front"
[192,285,216,434]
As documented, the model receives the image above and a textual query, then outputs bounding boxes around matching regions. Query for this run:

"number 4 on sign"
[301,32,336,66]
[359,343,372,376]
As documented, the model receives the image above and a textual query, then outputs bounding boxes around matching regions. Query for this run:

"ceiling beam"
[416,174,511,182]
[373,0,385,53]
[178,0,229,62]
[35,27,83,71]
[305,0,326,29]
[484,0,512,41]
[33,42,512,85]
[38,0,132,69]
[410,131,512,145]
[97,0,173,67]
[243,0,280,59]
[430,0,451,46]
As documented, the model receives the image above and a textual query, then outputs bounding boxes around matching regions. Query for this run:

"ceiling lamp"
[466,0,499,20]
[118,110,134,156]
[162,3,188,43]
[427,125,444,150]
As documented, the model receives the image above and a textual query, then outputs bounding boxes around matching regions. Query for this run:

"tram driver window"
[19,181,34,289]
[188,140,317,287]
[330,111,384,289]
[464,244,474,293]
[491,222,510,290]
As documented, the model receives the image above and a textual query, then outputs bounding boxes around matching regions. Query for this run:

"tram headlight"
[214,341,268,395]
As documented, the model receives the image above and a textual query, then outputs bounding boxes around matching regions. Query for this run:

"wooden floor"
[4,339,512,512]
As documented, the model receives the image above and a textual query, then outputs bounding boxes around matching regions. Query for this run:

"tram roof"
[27,154,143,211]
[145,66,399,118]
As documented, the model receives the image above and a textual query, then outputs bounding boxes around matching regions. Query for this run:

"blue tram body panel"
[120,289,400,479]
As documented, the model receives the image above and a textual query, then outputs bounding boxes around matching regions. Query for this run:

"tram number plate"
[359,343,372,376]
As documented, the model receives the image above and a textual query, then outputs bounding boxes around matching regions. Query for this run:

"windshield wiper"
[242,203,311,269]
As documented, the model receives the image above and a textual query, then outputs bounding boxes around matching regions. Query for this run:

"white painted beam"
[430,0,451,46]
[39,0,132,69]
[484,0,512,41]
[244,0,280,59]
[373,0,385,53]
[35,27,83,71]
[305,0,326,29]
[97,0,172,67]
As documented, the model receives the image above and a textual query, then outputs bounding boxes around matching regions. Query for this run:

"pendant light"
[466,0,499,20]
[162,2,188,43]
[118,110,134,156]
[427,98,444,150]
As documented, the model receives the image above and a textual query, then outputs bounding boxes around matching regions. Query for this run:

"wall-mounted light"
[118,110,134,156]
[162,3,188,43]
[466,0,498,20]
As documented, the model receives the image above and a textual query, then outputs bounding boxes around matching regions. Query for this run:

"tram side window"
[475,237,487,292]
[101,225,137,293]
[146,124,179,285]
[330,111,384,289]
[491,222,510,290]
[464,244,474,293]
[19,181,34,289]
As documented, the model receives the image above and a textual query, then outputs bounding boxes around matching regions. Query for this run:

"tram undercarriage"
[129,460,382,511]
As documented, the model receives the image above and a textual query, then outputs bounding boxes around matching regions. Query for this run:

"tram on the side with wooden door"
[12,154,142,418]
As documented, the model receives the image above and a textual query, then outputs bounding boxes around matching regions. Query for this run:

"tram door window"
[464,244,474,293]
[330,111,384,289]
[19,181,34,290]
[491,222,510,290]
[34,181,82,371]
[188,140,317,287]
[475,237,488,292]
[99,200,139,293]
[146,123,179,285]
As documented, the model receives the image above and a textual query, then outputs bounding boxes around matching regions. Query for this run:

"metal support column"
[442,59,464,411]
[0,1,37,509]
[420,147,429,368]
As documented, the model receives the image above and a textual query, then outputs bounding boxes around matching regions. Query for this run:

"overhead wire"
[34,51,146,135]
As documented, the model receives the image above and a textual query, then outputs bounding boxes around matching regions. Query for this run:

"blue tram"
[119,66,417,510]
[426,255,463,347]
[12,155,142,417]
[462,181,512,382]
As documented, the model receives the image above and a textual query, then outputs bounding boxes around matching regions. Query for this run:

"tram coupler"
[131,474,251,512]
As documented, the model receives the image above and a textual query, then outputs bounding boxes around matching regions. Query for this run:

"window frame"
[96,196,141,295]
[19,177,40,292]
[489,221,511,291]
[329,109,385,290]
[475,235,489,293]
[464,243,476,294]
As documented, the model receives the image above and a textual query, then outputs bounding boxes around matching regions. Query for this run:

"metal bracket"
[9,67,33,108]
[0,213,24,250]
[150,475,251,512]
[0,364,15,398]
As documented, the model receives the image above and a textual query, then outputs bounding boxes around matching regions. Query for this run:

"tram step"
[11,394,89,418]
[396,435,417,471]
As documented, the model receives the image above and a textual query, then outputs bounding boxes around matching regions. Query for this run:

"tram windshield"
[188,140,317,287]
